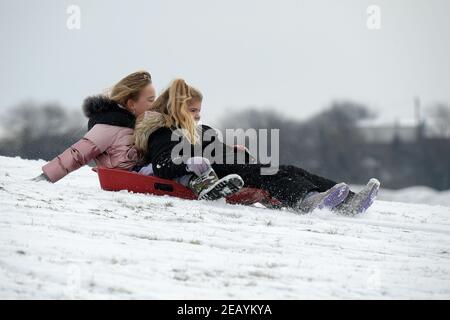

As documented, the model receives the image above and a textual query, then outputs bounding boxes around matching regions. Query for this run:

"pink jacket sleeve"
[42,124,115,182]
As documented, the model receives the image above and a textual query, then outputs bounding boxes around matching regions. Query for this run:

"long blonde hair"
[109,70,152,108]
[151,78,202,144]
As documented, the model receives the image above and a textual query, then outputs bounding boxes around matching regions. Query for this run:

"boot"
[188,168,244,201]
[296,182,349,213]
[334,178,380,215]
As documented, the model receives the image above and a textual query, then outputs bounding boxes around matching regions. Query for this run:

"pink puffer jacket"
[42,124,137,182]
[42,95,138,183]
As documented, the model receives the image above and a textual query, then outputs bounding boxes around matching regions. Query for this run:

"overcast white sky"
[1,0,449,126]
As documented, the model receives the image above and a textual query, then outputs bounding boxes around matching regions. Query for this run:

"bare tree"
[0,102,85,160]
[218,101,374,184]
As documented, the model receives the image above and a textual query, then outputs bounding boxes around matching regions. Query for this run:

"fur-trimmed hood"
[82,95,135,131]
[133,111,167,154]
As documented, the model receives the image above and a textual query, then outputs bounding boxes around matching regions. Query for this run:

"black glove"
[31,173,51,182]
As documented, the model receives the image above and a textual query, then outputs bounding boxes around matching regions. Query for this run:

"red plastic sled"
[93,167,281,207]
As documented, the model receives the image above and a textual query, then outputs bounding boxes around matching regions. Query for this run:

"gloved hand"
[138,164,154,176]
[31,173,50,182]
[186,157,212,177]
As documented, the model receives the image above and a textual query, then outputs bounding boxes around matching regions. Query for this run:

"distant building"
[357,97,448,143]
[356,118,421,143]
[357,117,444,143]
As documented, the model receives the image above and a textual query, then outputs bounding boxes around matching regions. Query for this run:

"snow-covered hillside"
[0,156,449,299]
[378,186,450,207]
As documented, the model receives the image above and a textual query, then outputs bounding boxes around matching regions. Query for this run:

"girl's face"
[128,83,156,117]
[188,99,202,123]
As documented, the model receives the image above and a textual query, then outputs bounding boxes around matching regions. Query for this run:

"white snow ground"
[0,156,449,299]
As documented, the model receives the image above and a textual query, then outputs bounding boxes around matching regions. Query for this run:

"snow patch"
[0,156,449,299]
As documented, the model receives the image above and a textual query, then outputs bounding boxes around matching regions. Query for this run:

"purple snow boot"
[334,178,380,215]
[296,182,350,213]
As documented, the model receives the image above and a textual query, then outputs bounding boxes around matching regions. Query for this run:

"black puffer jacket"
[146,125,254,179]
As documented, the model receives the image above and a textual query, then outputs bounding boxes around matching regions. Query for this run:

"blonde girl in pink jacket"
[34,71,156,182]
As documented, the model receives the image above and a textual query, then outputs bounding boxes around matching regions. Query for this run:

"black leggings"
[212,164,343,208]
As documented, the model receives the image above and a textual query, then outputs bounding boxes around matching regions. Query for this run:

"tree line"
[1,100,449,190]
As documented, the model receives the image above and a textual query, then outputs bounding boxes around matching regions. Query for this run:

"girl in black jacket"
[134,79,380,214]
